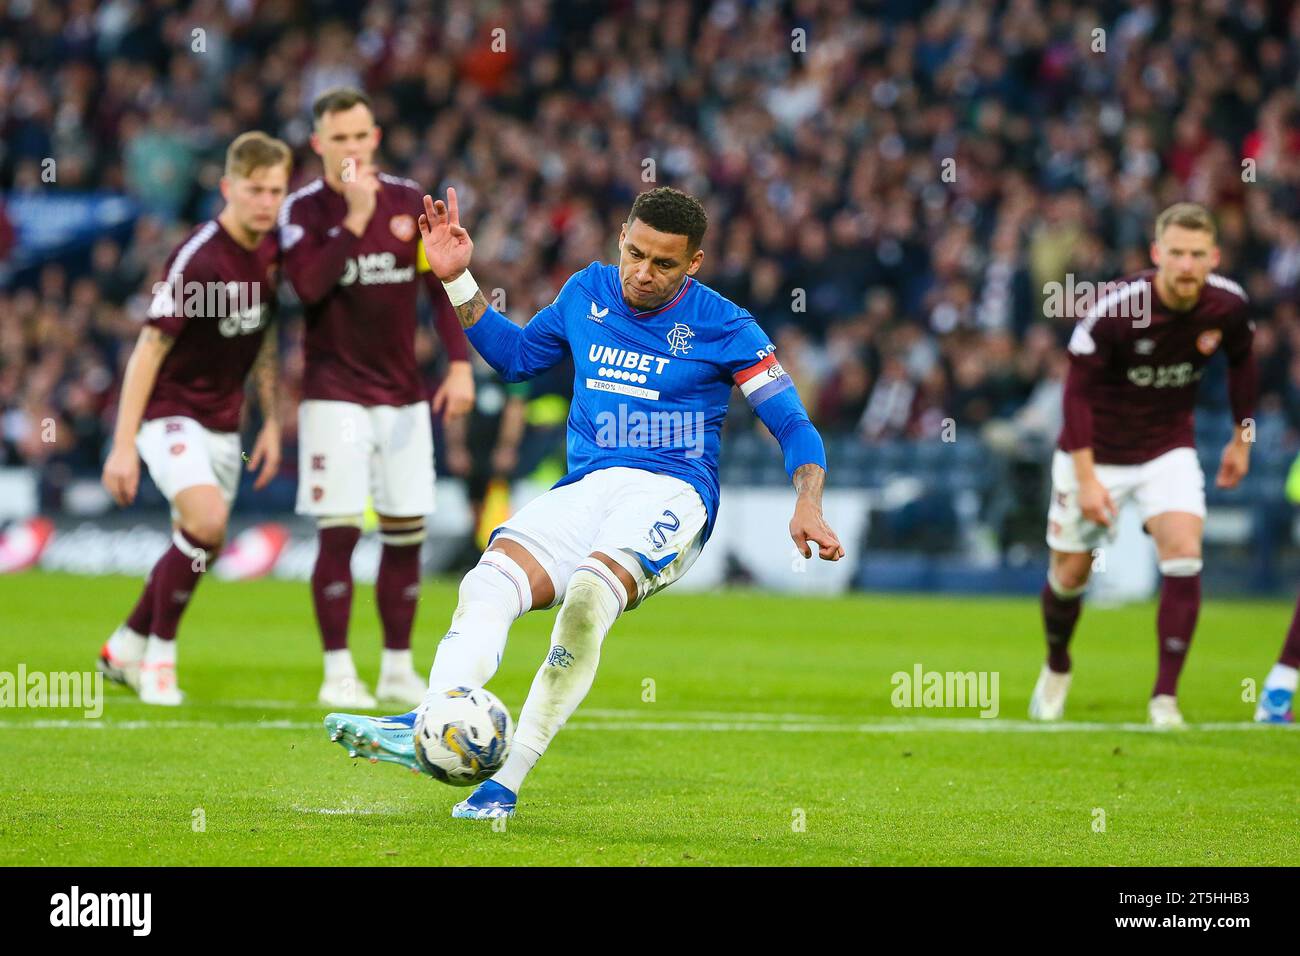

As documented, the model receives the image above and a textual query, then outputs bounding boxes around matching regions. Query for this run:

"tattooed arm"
[791,463,845,561]
[252,327,279,424]
[246,329,282,490]
[103,325,175,506]
[452,290,488,330]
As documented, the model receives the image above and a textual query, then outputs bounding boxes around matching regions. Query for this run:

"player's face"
[222,163,290,236]
[1151,224,1220,309]
[311,104,380,183]
[618,219,704,311]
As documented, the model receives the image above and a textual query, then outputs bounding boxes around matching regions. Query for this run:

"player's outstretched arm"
[102,326,174,506]
[791,463,845,561]
[732,338,843,560]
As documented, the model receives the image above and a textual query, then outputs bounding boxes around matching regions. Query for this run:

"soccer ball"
[414,686,512,786]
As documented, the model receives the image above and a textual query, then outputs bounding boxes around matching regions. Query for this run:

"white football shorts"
[492,466,708,609]
[1046,446,1206,553]
[136,416,242,519]
[296,399,435,517]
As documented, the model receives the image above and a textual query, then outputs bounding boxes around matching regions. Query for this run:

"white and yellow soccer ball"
[414,687,512,786]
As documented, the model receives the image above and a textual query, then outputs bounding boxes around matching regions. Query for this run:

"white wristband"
[441,270,479,307]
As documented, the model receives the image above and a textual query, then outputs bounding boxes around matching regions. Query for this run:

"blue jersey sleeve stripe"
[745,374,793,408]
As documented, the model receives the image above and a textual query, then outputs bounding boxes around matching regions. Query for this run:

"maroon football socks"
[312,525,361,652]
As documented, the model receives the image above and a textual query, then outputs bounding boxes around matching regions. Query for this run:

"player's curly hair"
[628,187,708,251]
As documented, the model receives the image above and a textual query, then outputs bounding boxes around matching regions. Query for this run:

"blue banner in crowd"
[3,191,138,272]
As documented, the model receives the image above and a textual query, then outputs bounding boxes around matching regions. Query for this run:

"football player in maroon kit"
[1031,203,1257,727]
[279,88,473,709]
[98,132,291,705]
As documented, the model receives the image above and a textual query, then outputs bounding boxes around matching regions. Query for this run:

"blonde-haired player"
[99,132,291,704]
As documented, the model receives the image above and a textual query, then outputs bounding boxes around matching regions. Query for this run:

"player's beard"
[1159,273,1204,312]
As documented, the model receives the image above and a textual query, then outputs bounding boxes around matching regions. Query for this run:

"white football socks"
[323,648,357,681]
[1264,662,1298,692]
[426,551,531,695]
[501,560,627,793]
[108,626,147,662]
[143,635,177,666]
[491,741,541,794]
[380,648,413,680]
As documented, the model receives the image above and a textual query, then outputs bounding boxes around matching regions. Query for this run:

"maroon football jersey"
[278,174,468,407]
[143,220,279,433]
[1058,269,1256,465]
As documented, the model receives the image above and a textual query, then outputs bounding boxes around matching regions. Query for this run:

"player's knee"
[180,511,228,549]
[551,562,627,655]
[489,537,556,609]
[458,551,532,620]
[1049,553,1091,594]
[378,516,426,546]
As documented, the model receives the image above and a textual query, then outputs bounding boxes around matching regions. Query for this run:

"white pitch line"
[0,717,1290,733]
[217,702,861,722]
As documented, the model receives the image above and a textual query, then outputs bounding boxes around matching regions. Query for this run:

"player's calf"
[1152,556,1201,702]
[486,559,629,799]
[375,516,427,707]
[1041,559,1088,675]
[425,548,532,695]
[120,487,227,706]
[313,517,374,707]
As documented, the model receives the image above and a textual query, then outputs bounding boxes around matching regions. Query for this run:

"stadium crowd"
[1,0,1299,502]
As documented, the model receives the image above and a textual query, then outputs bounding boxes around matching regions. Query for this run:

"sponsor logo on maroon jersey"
[1127,362,1198,387]
[170,443,186,456]
[1196,329,1222,355]
[389,214,416,242]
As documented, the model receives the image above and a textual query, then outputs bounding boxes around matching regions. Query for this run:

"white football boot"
[138,661,184,706]
[1028,664,1071,720]
[318,675,377,709]
[97,625,146,691]
[1148,694,1186,729]
[375,669,427,709]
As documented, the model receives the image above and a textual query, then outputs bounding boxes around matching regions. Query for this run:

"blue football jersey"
[466,261,807,539]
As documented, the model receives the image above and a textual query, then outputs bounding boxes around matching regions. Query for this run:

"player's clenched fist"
[419,188,474,282]
[102,445,140,507]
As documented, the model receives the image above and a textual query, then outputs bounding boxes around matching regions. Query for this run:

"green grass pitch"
[0,571,1296,866]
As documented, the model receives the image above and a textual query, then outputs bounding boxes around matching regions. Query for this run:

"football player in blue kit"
[325,185,844,818]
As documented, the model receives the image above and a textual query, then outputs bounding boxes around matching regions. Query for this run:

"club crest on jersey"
[1197,329,1222,355]
[666,323,694,356]
[389,214,416,242]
